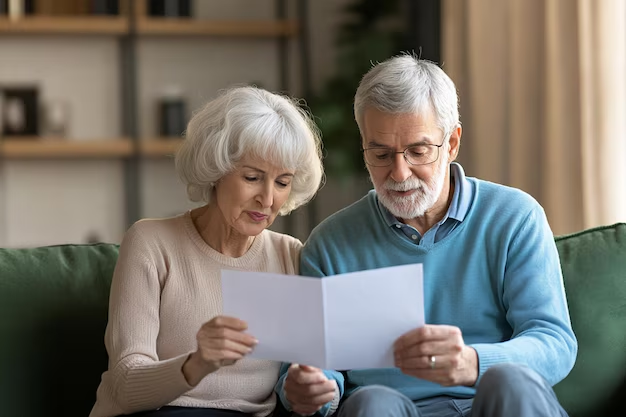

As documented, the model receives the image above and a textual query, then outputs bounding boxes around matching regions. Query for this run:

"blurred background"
[0,0,624,248]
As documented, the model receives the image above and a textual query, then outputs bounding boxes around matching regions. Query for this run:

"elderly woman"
[89,86,323,417]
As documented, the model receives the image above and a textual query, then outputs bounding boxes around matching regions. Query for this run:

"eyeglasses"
[362,142,445,167]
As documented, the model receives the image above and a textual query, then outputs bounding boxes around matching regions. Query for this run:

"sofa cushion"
[0,243,118,417]
[1,224,625,417]
[553,223,626,417]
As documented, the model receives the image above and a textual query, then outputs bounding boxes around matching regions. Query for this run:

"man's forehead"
[363,130,440,147]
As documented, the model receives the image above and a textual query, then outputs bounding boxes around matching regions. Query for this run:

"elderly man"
[275,54,577,417]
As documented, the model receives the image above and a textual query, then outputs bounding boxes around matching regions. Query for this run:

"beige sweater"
[90,212,302,417]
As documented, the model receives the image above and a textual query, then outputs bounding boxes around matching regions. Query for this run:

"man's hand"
[284,364,337,415]
[394,324,478,387]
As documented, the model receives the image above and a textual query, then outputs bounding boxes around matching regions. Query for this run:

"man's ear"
[448,126,462,162]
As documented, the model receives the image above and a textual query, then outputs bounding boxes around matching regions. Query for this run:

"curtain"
[442,0,626,234]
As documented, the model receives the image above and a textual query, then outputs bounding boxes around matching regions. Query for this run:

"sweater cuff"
[470,343,509,385]
[115,352,194,410]
[278,385,292,412]
[327,382,341,415]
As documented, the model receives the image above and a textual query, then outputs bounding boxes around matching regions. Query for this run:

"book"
[8,0,23,19]
[149,0,191,17]
[35,0,86,15]
[91,0,118,15]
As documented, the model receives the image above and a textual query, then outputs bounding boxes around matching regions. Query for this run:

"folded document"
[221,263,424,370]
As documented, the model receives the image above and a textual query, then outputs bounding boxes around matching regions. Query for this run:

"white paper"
[221,263,424,369]
[220,271,326,366]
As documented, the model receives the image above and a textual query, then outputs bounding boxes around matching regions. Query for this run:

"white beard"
[373,156,448,220]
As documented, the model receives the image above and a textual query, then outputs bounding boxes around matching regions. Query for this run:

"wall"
[0,38,124,247]
[0,0,367,247]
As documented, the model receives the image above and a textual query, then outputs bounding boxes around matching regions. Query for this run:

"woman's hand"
[183,316,257,386]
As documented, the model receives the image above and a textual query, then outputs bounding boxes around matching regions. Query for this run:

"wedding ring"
[430,355,436,369]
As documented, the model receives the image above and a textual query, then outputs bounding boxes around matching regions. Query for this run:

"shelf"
[0,16,129,35]
[0,138,133,158]
[136,18,298,37]
[0,16,297,37]
[140,138,183,157]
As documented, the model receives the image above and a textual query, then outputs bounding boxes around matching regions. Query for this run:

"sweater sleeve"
[96,223,194,414]
[470,205,578,385]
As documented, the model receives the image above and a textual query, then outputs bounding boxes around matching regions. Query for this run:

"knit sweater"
[90,212,302,417]
[280,177,577,404]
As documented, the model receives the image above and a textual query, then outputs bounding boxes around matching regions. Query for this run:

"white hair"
[175,86,324,215]
[354,54,461,137]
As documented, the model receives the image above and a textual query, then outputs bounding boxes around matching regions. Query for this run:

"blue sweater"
[277,175,577,409]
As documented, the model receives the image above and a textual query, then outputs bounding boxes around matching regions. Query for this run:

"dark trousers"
[123,407,250,416]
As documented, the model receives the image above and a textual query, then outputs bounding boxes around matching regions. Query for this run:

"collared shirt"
[377,162,473,245]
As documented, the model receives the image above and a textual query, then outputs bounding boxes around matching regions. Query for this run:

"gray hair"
[175,86,324,215]
[354,54,460,137]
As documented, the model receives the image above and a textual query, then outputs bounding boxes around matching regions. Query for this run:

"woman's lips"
[247,211,269,221]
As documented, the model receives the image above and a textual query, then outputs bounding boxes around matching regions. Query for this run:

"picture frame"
[0,86,39,137]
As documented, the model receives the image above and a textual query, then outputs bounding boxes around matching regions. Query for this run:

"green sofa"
[1,224,625,417]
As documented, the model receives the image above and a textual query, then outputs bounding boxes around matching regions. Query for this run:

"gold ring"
[430,355,436,369]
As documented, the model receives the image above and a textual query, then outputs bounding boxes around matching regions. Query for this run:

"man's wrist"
[328,382,341,415]
[280,386,293,412]
[462,346,479,386]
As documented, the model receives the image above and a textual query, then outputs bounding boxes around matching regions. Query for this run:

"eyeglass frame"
[361,136,448,168]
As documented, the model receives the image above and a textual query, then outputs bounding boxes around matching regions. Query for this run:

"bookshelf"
[0,16,129,35]
[0,138,185,158]
[139,138,182,157]
[0,16,299,38]
[0,138,133,158]
[136,18,298,37]
[0,9,299,160]
[0,0,308,244]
